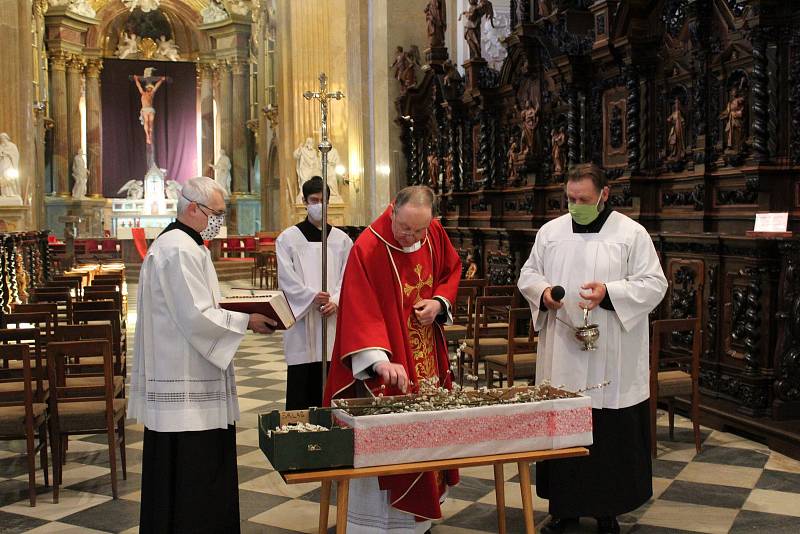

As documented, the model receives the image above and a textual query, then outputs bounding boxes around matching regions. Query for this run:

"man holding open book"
[130,176,277,534]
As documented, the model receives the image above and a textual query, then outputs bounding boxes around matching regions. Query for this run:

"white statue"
[0,133,22,205]
[211,150,232,198]
[117,179,144,200]
[293,137,322,202]
[165,179,182,200]
[66,0,96,18]
[123,0,160,13]
[324,146,344,203]
[155,36,180,61]
[201,0,229,23]
[116,32,139,59]
[71,151,88,199]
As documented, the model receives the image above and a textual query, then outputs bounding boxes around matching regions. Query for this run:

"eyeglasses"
[196,201,226,218]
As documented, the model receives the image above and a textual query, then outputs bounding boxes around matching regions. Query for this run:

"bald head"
[391,186,437,248]
[393,185,436,214]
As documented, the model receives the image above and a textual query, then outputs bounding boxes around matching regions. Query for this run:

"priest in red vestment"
[324,185,462,533]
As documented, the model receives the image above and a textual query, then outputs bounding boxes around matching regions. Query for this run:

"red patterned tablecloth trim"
[352,407,592,455]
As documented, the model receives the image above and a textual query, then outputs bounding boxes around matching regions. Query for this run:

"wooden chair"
[83,287,125,315]
[459,295,514,386]
[259,251,278,290]
[649,317,702,457]
[54,325,125,399]
[12,303,59,337]
[46,340,127,502]
[29,288,73,325]
[485,308,538,388]
[71,310,126,375]
[0,344,51,506]
[443,286,478,345]
[0,328,48,402]
[2,311,56,345]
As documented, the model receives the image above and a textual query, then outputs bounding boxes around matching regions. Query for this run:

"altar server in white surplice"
[518,163,667,534]
[277,176,353,410]
[131,177,277,534]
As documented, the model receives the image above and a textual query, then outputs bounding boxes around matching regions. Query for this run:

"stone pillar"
[85,57,103,197]
[49,50,70,196]
[231,60,249,193]
[66,55,84,178]
[217,61,233,159]
[199,62,215,176]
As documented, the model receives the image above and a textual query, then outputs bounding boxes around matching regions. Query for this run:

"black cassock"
[536,398,653,518]
[139,426,240,533]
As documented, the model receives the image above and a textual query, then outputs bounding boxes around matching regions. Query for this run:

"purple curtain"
[101,59,197,197]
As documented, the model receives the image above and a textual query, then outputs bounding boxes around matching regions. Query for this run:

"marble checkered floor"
[1,280,800,533]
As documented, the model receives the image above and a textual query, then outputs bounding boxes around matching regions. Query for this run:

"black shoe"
[540,516,578,534]
[595,516,620,534]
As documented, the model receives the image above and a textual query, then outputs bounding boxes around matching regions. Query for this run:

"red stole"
[324,205,462,521]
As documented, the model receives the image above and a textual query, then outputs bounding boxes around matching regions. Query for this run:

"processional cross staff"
[303,73,344,396]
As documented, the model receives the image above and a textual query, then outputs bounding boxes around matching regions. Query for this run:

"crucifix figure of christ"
[302,73,345,395]
[134,69,166,145]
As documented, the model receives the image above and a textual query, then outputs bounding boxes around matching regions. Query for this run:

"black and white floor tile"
[2,280,800,533]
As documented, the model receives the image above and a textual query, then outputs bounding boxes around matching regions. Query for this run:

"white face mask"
[307,203,323,222]
[200,213,224,240]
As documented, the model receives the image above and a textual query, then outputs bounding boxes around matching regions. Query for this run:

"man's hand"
[579,281,607,310]
[314,291,330,306]
[542,287,564,310]
[248,313,277,334]
[413,299,443,326]
[373,361,409,393]
[320,301,338,317]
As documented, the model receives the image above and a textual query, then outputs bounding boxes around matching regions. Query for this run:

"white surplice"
[129,228,250,432]
[276,225,352,365]
[517,212,668,409]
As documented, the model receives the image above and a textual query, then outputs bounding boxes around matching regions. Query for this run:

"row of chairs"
[0,265,128,506]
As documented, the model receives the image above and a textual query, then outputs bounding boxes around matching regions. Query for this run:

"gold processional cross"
[404,264,434,304]
[302,73,344,397]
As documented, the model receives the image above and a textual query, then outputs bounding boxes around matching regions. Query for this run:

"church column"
[49,50,70,196]
[85,57,103,197]
[66,55,84,182]
[199,62,215,175]
[217,61,233,160]
[231,59,249,193]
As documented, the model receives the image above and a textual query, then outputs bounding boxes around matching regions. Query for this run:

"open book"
[219,289,296,330]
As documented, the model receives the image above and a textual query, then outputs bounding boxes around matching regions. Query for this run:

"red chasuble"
[324,205,462,521]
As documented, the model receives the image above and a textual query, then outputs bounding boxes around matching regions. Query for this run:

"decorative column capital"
[66,54,86,72]
[230,59,248,76]
[216,60,232,74]
[197,61,216,79]
[48,50,69,69]
[85,58,103,78]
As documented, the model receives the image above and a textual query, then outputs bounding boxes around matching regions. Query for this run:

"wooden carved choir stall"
[395,0,800,454]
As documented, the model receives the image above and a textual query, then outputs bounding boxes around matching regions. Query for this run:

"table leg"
[494,463,507,534]
[336,478,350,534]
[318,480,332,534]
[517,461,535,534]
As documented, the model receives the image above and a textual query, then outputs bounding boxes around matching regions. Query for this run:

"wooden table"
[282,446,589,534]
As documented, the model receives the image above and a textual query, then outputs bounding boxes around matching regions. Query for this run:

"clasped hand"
[413,298,442,326]
[578,281,606,310]
[314,291,337,317]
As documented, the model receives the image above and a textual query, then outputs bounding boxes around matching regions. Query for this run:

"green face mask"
[568,195,603,226]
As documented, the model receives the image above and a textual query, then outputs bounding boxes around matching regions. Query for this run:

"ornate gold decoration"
[403,263,437,382]
[139,37,158,59]
[262,104,278,127]
[403,264,434,303]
